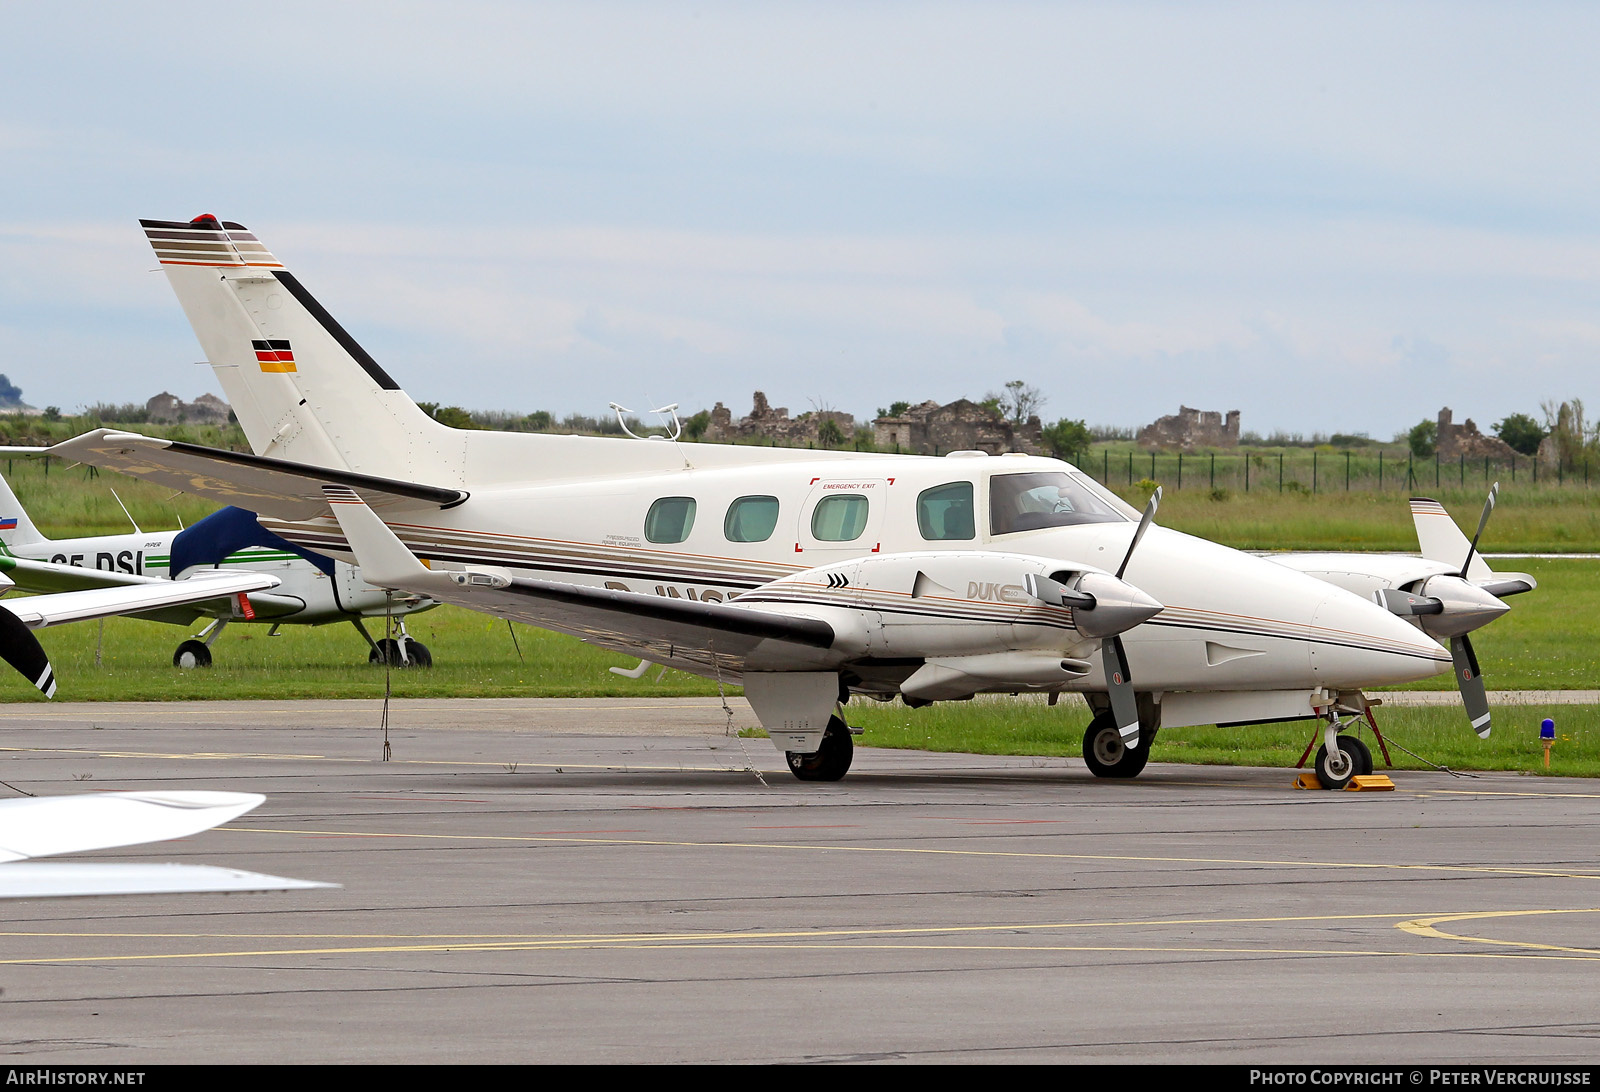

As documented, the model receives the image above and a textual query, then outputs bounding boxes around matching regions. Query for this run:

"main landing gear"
[786,715,856,782]
[355,618,432,668]
[173,619,228,668]
[1081,711,1155,779]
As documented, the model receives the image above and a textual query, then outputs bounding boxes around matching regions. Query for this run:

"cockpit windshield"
[989,471,1132,535]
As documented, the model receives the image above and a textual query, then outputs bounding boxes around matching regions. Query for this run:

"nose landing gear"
[1299,700,1391,790]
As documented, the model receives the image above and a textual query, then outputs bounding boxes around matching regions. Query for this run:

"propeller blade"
[0,607,55,698]
[1116,486,1162,580]
[1460,482,1498,578]
[1103,634,1140,748]
[1450,634,1490,739]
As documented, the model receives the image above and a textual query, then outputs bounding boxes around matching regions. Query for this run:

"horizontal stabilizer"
[1,569,279,629]
[49,430,466,522]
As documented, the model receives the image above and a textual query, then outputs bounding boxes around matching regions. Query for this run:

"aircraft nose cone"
[1072,572,1164,639]
[1310,589,1451,688]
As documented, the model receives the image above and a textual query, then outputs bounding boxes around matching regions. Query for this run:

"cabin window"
[917,482,975,541]
[989,472,1127,535]
[811,494,869,542]
[724,495,780,543]
[644,497,697,543]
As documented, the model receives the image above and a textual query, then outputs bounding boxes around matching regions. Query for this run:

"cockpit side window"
[989,472,1128,535]
[917,482,975,541]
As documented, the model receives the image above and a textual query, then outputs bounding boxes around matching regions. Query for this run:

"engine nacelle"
[741,550,1162,661]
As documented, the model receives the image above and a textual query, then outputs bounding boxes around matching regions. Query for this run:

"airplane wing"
[0,569,280,699]
[48,429,466,521]
[0,791,332,898]
[0,555,310,620]
[443,577,837,674]
[318,484,841,674]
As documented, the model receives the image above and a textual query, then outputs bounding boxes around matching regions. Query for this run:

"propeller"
[1460,481,1497,578]
[1375,484,1507,738]
[1028,489,1164,749]
[1451,633,1491,739]
[1446,483,1499,739]
[0,607,55,698]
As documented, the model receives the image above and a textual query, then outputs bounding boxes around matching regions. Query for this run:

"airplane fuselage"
[263,447,1451,726]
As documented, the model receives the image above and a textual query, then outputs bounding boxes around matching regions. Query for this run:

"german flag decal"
[253,339,297,373]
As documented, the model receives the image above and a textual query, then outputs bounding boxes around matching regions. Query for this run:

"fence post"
[1278,453,1284,492]
[1177,453,1183,489]
[1104,449,1109,482]
[1378,450,1383,491]
[1345,451,1351,491]
[1313,450,1318,494]
[1210,452,1215,488]
[1435,452,1439,488]
[1128,451,1133,486]
[1244,454,1249,492]
[1459,453,1464,487]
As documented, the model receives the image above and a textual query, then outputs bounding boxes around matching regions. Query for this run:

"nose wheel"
[1301,705,1384,789]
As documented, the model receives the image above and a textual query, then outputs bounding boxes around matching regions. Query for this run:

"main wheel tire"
[1314,740,1359,790]
[1337,734,1374,777]
[787,716,854,782]
[1081,714,1151,779]
[402,639,433,668]
[369,637,403,667]
[173,640,212,669]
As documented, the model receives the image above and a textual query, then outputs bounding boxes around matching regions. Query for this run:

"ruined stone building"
[1433,407,1517,461]
[1136,406,1240,451]
[146,392,231,425]
[704,392,856,446]
[872,399,1042,456]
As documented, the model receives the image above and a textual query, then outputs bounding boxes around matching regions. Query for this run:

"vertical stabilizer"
[1410,498,1492,581]
[0,471,48,551]
[141,216,464,485]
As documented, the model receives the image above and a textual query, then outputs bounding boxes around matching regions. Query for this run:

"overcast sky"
[2,1,1597,438]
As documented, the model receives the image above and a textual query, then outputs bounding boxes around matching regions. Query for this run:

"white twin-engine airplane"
[0,472,440,668]
[45,215,1533,790]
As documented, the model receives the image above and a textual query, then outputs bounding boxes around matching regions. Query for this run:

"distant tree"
[524,410,554,431]
[682,409,711,441]
[817,418,845,448]
[418,402,475,429]
[42,406,60,422]
[1407,418,1437,458]
[1041,418,1091,460]
[1495,412,1545,456]
[989,380,1046,424]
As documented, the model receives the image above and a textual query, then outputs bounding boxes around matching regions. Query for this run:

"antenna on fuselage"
[610,400,693,468]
